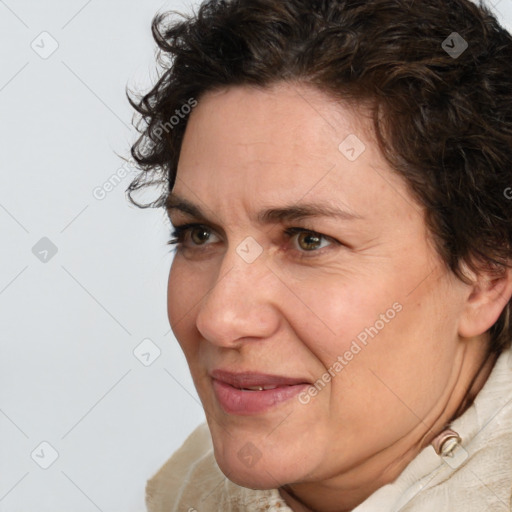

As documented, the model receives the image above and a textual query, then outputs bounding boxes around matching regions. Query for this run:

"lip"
[211,370,309,388]
[210,370,310,415]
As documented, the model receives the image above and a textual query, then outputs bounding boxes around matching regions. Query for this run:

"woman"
[127,0,512,510]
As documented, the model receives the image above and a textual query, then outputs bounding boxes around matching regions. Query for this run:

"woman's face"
[166,83,470,490]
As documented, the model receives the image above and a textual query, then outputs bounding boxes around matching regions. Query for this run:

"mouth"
[210,370,311,415]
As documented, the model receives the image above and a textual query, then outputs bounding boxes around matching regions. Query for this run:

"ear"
[458,263,512,338]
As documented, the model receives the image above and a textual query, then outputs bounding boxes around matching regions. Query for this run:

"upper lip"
[210,369,310,388]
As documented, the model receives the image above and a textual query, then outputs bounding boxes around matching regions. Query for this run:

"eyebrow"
[165,193,363,225]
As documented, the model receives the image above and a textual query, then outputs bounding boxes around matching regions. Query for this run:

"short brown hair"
[127,0,512,353]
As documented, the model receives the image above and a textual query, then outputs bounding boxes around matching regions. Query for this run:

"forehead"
[180,83,367,161]
[174,83,421,225]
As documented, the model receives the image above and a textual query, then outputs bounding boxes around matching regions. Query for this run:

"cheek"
[166,258,205,348]
[284,272,400,362]
[324,278,458,437]
[166,260,182,327]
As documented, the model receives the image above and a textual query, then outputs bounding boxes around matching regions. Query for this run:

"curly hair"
[127,0,512,353]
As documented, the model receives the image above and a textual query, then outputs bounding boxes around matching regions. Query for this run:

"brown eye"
[297,231,323,251]
[190,227,211,245]
[283,227,334,256]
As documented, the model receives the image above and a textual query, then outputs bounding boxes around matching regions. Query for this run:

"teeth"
[241,385,278,391]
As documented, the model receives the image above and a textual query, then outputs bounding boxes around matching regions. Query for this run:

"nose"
[195,250,280,348]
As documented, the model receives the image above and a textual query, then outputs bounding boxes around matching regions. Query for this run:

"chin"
[214,454,287,489]
[212,440,311,490]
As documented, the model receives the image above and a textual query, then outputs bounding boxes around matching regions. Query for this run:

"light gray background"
[1,1,511,511]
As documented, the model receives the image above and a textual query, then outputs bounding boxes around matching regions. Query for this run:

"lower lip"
[212,379,309,415]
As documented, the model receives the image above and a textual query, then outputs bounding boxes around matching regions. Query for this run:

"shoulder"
[402,348,512,511]
[145,422,215,512]
[145,422,290,512]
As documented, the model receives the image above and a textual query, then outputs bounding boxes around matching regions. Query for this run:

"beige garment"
[146,347,512,511]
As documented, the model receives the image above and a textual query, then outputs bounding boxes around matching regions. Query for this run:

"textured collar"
[146,347,512,512]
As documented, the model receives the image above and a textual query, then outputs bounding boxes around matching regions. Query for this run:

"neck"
[279,341,499,512]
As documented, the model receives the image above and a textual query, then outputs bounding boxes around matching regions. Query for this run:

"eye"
[189,226,212,245]
[284,227,334,254]
[167,224,219,248]
[168,224,337,258]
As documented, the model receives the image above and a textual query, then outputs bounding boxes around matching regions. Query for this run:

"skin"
[165,82,512,512]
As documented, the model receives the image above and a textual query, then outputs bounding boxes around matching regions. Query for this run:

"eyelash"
[167,223,337,259]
